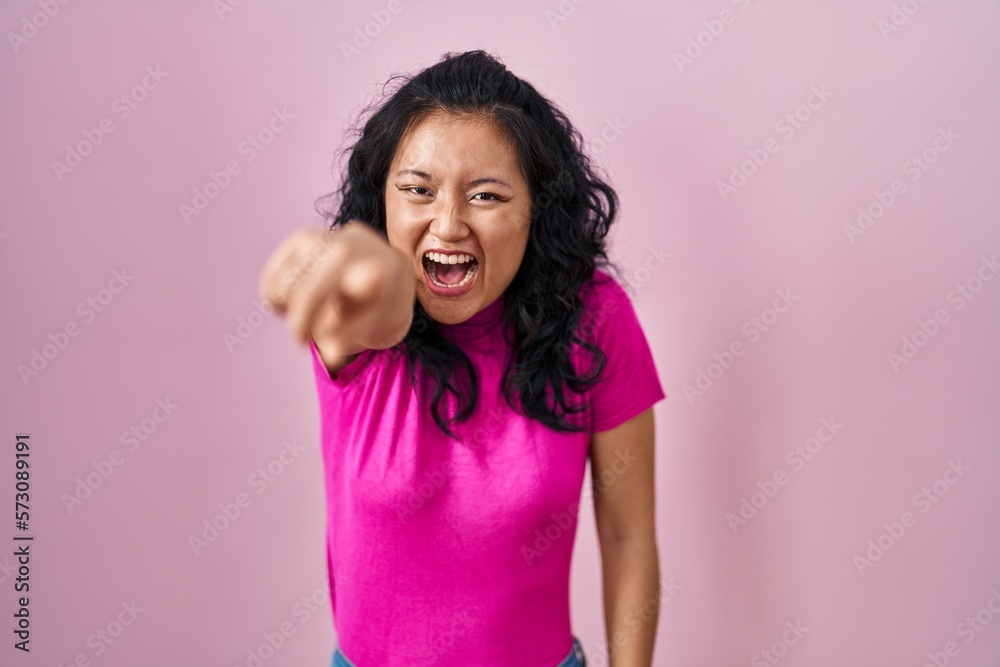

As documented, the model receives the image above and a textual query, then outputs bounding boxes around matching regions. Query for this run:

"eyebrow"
[394,169,513,190]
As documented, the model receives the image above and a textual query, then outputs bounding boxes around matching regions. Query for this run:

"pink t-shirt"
[307,267,666,667]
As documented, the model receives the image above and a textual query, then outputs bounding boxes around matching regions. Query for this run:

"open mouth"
[422,252,479,289]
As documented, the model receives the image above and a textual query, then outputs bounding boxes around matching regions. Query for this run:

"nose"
[427,194,471,242]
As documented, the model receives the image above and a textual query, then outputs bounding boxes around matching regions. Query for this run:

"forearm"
[599,537,660,667]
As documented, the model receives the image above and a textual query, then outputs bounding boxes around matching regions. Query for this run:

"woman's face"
[385,112,531,325]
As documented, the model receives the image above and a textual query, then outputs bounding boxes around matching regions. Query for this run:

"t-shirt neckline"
[437,291,506,342]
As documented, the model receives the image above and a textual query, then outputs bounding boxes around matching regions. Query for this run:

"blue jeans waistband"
[332,635,586,667]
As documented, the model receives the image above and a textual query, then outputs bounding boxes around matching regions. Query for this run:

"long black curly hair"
[314,49,628,441]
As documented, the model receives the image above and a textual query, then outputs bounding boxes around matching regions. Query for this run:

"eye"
[472,192,504,202]
[403,186,431,196]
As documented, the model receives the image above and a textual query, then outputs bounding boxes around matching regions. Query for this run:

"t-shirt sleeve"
[583,273,667,433]
[307,336,374,391]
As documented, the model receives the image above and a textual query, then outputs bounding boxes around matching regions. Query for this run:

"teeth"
[424,251,475,265]
[427,259,479,288]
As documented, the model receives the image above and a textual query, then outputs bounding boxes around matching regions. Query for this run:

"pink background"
[2,1,999,665]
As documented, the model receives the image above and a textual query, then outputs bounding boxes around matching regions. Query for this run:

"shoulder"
[578,267,633,336]
[575,267,668,430]
[581,266,629,302]
[308,337,393,391]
